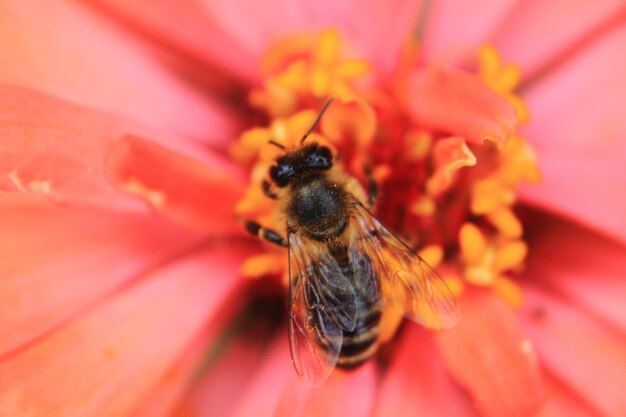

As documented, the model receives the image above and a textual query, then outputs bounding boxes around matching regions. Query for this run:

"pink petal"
[421,0,518,64]
[406,67,517,146]
[84,0,261,83]
[538,376,599,417]
[520,285,626,417]
[130,294,244,417]
[231,334,375,417]
[130,337,212,417]
[0,85,146,211]
[0,243,250,416]
[176,317,276,417]
[523,208,626,333]
[230,335,294,417]
[275,364,375,417]
[0,191,199,358]
[199,0,423,76]
[374,325,479,417]
[436,289,546,417]
[519,24,626,244]
[0,0,237,143]
[106,135,245,234]
[493,0,626,79]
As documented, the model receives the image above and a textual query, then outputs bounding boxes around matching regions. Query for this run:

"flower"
[1,2,626,417]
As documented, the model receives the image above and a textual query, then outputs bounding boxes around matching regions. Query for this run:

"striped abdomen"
[335,247,382,369]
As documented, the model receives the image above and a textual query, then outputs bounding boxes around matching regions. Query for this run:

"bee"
[244,99,460,387]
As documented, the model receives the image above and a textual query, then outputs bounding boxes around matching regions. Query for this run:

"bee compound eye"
[307,146,332,169]
[270,163,293,187]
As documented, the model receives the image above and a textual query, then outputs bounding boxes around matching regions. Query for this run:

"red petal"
[493,0,626,79]
[175,318,275,417]
[519,24,626,244]
[131,294,243,417]
[274,363,375,417]
[521,285,626,417]
[0,1,237,143]
[130,336,211,417]
[406,67,517,146]
[0,243,249,416]
[106,135,245,234]
[231,334,375,417]
[422,0,517,64]
[436,289,546,417]
[230,335,295,417]
[538,376,599,417]
[0,85,147,211]
[85,0,266,83]
[0,192,199,358]
[524,208,626,333]
[374,325,479,417]
[199,0,423,77]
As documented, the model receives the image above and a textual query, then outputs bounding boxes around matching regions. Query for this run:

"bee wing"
[287,232,358,387]
[351,203,460,329]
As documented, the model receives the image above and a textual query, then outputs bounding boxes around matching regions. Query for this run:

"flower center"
[232,30,540,326]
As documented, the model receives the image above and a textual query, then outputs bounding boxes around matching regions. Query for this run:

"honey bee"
[245,99,460,387]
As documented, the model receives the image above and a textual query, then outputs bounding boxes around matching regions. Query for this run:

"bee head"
[270,143,333,187]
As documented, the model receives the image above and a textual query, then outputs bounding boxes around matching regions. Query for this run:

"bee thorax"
[288,179,349,241]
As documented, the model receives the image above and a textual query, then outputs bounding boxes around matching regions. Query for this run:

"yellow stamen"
[471,178,516,214]
[479,45,530,124]
[378,305,404,344]
[334,60,372,79]
[320,96,377,145]
[443,275,465,296]
[241,253,286,278]
[418,244,444,267]
[493,275,525,309]
[410,196,436,217]
[487,206,523,239]
[459,223,487,264]
[405,130,433,160]
[494,240,528,272]
[314,29,341,65]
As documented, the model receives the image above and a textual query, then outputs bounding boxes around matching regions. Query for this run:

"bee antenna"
[268,140,286,151]
[300,97,335,144]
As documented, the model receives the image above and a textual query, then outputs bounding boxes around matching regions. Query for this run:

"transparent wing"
[351,203,460,329]
[287,232,357,387]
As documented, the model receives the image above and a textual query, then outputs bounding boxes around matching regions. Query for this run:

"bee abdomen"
[337,304,381,369]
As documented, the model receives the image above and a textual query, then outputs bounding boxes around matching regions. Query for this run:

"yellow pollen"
[418,244,444,267]
[240,253,286,278]
[410,196,436,217]
[122,180,165,207]
[487,206,523,238]
[442,276,465,296]
[405,130,432,160]
[459,223,488,264]
[250,28,371,117]
[315,29,341,64]
[494,240,528,272]
[459,220,529,290]
[8,171,53,194]
[320,96,377,145]
[493,276,524,309]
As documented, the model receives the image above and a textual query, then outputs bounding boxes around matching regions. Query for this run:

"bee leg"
[244,220,288,247]
[364,165,378,208]
[262,179,278,199]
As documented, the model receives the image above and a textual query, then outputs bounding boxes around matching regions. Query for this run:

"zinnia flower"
[1,1,625,417]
